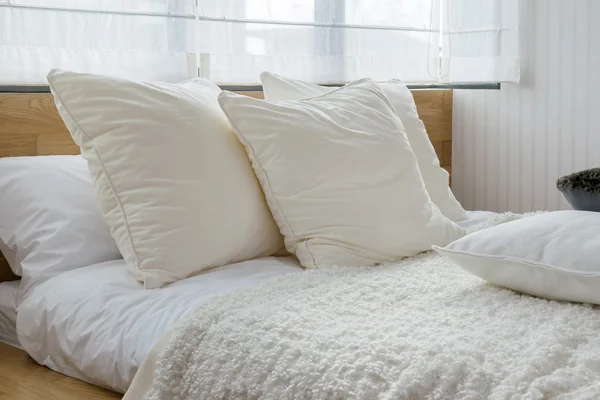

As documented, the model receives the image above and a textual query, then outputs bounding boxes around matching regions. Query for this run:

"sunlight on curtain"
[0,0,195,84]
[194,0,437,83]
[0,0,519,85]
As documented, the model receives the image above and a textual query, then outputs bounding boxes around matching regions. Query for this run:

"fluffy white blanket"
[138,214,600,400]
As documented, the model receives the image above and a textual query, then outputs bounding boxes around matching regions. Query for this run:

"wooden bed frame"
[0,89,453,282]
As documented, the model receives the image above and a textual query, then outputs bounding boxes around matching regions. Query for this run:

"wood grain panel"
[0,90,451,157]
[37,134,80,156]
[0,93,68,135]
[0,133,38,157]
[413,90,453,142]
[0,89,452,283]
[442,140,452,168]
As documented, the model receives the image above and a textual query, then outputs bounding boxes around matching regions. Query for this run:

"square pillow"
[219,79,465,268]
[434,210,600,305]
[0,156,122,302]
[261,72,467,222]
[48,70,284,288]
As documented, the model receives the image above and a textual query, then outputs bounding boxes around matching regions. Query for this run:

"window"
[0,0,519,85]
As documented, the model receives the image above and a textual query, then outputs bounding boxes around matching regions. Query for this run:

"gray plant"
[556,168,600,193]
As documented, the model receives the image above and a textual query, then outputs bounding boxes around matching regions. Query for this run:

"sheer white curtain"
[0,0,519,85]
[0,0,196,84]
[446,0,519,83]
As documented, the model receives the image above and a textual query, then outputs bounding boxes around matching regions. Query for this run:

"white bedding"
[129,232,600,400]
[17,211,496,393]
[0,280,19,348]
[17,256,301,392]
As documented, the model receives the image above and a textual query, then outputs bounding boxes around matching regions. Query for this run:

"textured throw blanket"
[139,214,600,400]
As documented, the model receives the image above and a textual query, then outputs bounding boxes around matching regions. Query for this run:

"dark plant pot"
[557,168,600,212]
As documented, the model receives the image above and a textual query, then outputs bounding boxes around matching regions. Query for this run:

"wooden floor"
[0,342,121,400]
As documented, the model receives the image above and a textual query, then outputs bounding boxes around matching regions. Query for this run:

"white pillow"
[434,210,600,305]
[0,156,122,302]
[261,72,467,222]
[219,79,465,268]
[48,70,284,289]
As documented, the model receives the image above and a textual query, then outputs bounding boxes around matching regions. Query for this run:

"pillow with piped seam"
[219,79,465,268]
[47,69,284,289]
[434,210,600,305]
[0,155,122,303]
[260,71,467,222]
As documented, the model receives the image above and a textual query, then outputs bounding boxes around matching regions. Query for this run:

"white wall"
[452,0,600,213]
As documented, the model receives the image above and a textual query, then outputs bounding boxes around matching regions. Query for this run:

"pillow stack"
[220,79,464,267]
[45,69,465,287]
[261,72,467,222]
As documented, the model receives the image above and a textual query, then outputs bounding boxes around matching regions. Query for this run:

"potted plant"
[557,168,600,212]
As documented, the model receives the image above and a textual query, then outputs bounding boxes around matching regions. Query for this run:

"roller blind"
[0,0,519,85]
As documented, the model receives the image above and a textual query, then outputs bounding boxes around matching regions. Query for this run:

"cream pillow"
[434,211,600,305]
[261,72,467,222]
[219,79,465,268]
[48,69,283,288]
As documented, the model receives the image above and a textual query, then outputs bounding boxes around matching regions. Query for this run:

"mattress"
[17,211,497,393]
[0,280,20,348]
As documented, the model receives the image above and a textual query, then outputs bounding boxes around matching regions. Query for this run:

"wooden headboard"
[0,89,453,282]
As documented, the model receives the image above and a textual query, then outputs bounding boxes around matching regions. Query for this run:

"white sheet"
[17,256,302,392]
[16,211,496,393]
[0,280,19,348]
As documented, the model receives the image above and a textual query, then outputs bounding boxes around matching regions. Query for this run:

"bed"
[4,86,600,399]
[0,89,458,393]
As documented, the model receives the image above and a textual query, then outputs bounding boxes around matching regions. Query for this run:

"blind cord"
[428,0,451,81]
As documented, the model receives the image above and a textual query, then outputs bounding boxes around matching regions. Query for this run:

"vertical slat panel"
[573,0,590,175]
[474,91,487,210]
[588,0,600,171]
[451,89,466,207]
[462,91,475,210]
[485,91,500,212]
[532,0,549,212]
[497,86,510,212]
[518,0,535,212]
[558,0,575,210]
[546,0,561,211]
[453,0,600,212]
[508,81,522,212]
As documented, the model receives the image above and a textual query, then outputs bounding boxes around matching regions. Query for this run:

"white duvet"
[16,211,495,393]
[16,256,302,392]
